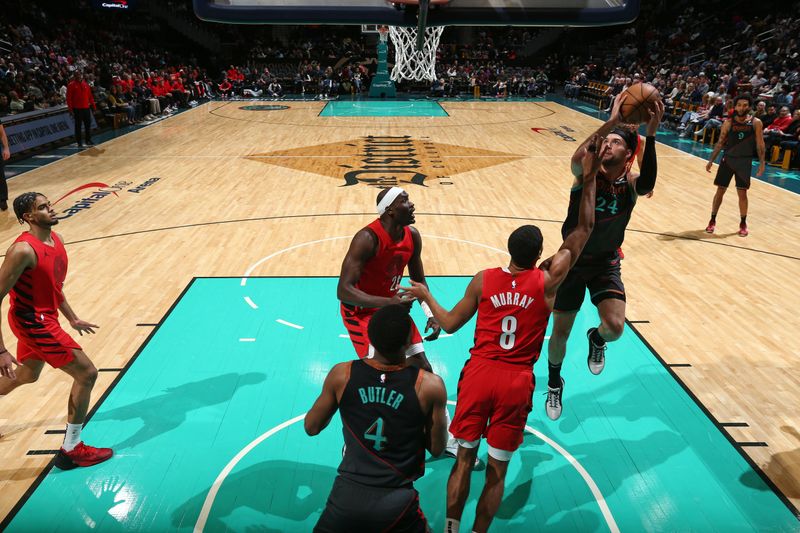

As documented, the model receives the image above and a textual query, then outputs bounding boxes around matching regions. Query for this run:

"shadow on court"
[92,372,266,450]
[657,229,740,241]
[171,460,337,532]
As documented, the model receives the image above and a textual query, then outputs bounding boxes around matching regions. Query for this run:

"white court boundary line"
[193,413,306,533]
[193,404,618,532]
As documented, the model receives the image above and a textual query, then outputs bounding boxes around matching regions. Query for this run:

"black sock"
[590,328,606,346]
[710,213,717,223]
[548,361,562,389]
[740,215,747,225]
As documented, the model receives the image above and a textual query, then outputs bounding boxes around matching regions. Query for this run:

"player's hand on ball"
[645,98,665,136]
[424,318,442,341]
[70,319,99,336]
[609,92,628,124]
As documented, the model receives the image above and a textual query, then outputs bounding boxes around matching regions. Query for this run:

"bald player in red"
[0,192,112,470]
[401,136,606,533]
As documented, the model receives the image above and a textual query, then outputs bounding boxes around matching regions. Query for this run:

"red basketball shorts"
[450,357,535,452]
[340,304,424,359]
[9,312,81,368]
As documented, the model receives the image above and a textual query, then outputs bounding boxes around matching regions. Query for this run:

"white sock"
[63,423,82,452]
[445,518,460,533]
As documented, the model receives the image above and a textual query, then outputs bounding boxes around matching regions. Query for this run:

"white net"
[388,25,444,82]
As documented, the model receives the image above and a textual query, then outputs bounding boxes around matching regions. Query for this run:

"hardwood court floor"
[0,99,798,523]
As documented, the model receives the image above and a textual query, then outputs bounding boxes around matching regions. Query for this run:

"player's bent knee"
[487,445,514,462]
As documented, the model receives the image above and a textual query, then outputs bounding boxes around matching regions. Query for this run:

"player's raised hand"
[0,350,19,380]
[581,134,607,178]
[645,98,665,136]
[609,92,628,125]
[70,318,99,336]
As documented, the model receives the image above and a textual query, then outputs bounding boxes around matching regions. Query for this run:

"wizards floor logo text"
[246,136,525,187]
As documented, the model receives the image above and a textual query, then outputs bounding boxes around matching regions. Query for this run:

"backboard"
[193,0,640,27]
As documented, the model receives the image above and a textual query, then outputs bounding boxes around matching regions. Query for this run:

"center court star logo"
[246,136,525,187]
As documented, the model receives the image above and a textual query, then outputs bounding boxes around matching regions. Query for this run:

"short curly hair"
[13,192,45,225]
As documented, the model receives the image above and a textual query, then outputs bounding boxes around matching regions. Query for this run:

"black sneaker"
[586,328,606,375]
[0,200,7,211]
[545,377,564,420]
[86,140,95,146]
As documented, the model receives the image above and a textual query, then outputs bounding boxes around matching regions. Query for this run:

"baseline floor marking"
[193,401,617,533]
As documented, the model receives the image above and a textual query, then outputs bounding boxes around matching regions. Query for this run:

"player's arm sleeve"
[634,136,657,195]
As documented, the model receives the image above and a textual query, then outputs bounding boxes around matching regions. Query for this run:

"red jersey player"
[0,192,112,470]
[401,135,606,533]
[337,187,440,368]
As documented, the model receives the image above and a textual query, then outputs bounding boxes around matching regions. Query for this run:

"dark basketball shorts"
[554,253,625,312]
[450,357,535,453]
[341,305,423,359]
[714,156,752,190]
[314,476,429,533]
[9,313,81,368]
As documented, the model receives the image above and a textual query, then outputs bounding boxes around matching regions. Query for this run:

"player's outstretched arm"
[337,229,413,309]
[543,135,604,308]
[421,371,448,457]
[570,92,627,178]
[400,273,482,334]
[305,362,349,436]
[406,228,441,340]
[0,243,36,379]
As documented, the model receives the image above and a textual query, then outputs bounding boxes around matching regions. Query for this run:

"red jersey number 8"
[500,316,517,350]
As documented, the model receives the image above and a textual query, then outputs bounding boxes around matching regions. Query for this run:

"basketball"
[619,83,661,124]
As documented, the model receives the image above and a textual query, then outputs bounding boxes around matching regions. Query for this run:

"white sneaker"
[545,378,564,420]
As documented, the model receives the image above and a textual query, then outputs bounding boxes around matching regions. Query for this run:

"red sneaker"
[55,442,113,470]
[738,224,749,237]
[705,221,716,233]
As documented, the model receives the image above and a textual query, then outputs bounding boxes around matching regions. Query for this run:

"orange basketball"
[619,82,660,124]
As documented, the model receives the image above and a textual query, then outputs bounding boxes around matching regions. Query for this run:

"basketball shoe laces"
[546,387,561,410]
[589,340,606,364]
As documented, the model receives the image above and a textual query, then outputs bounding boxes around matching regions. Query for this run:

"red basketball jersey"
[9,232,69,317]
[470,267,550,367]
[354,219,414,305]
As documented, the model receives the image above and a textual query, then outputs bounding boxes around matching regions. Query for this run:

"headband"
[376,187,405,215]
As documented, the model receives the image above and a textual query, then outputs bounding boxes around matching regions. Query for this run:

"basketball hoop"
[386,0,449,82]
[388,25,444,82]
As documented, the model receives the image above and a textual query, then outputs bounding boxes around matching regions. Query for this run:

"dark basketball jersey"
[9,232,68,318]
[338,360,426,488]
[724,117,757,159]
[561,171,636,256]
[470,267,550,367]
